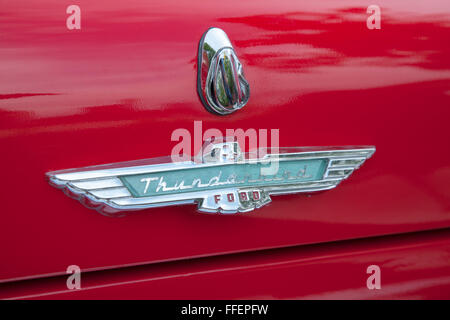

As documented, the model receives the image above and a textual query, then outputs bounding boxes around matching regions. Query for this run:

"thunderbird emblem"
[47,139,375,215]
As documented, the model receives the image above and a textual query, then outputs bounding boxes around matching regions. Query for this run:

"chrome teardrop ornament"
[197,28,250,115]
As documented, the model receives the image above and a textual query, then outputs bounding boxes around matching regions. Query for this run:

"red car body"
[0,0,449,299]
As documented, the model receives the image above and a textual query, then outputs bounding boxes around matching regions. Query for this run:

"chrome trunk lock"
[197,28,250,115]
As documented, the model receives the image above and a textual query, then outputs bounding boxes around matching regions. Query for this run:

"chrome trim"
[46,144,375,216]
[197,27,250,115]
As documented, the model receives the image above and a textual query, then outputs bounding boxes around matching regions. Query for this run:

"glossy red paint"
[1,229,450,299]
[0,0,449,293]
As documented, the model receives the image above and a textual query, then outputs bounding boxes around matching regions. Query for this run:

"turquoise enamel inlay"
[120,159,327,198]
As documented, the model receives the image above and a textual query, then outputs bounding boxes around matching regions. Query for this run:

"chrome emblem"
[197,27,250,115]
[47,139,375,216]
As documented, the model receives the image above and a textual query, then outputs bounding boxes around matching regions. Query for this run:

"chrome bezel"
[197,27,250,115]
